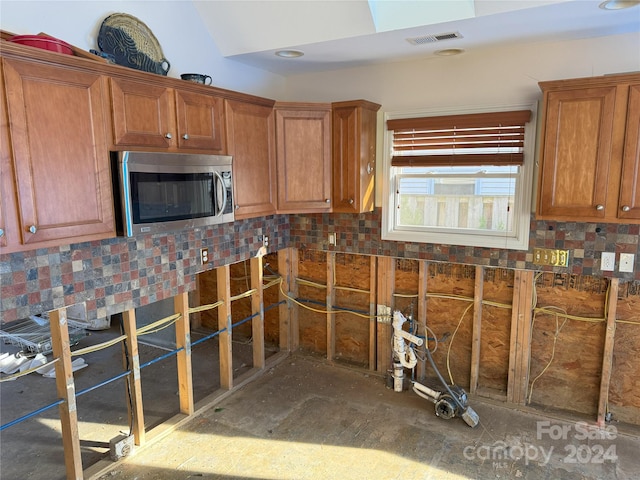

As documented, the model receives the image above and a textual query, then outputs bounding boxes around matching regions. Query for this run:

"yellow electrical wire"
[445,302,474,385]
[0,357,60,382]
[71,334,128,356]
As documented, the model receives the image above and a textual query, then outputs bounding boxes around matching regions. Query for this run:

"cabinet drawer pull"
[182,134,189,140]
[28,225,37,234]
[595,204,604,211]
[622,205,631,212]
[165,133,173,139]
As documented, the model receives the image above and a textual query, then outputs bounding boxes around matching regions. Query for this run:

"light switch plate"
[620,253,635,273]
[601,252,615,272]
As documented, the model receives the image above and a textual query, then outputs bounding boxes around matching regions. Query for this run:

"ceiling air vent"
[406,31,463,46]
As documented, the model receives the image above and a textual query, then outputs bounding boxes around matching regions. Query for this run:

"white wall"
[281,31,640,109]
[0,0,286,99]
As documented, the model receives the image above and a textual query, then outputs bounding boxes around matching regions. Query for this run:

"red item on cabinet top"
[8,34,74,55]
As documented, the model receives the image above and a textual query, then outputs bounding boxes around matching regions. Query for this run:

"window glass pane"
[397,169,517,233]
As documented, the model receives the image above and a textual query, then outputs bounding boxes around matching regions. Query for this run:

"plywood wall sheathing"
[333,253,371,367]
[478,268,514,397]
[608,280,640,426]
[425,263,475,389]
[197,269,219,330]
[526,273,607,415]
[297,250,327,355]
[228,261,254,339]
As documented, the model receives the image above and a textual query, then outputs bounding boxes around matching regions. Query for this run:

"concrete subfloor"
[94,354,640,480]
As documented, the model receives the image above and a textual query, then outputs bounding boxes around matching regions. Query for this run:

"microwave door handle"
[214,171,227,217]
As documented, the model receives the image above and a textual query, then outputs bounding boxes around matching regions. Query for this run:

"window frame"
[381,103,537,251]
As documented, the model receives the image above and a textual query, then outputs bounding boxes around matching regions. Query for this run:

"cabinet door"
[3,58,114,248]
[175,89,226,153]
[225,100,276,218]
[0,62,16,249]
[110,77,175,148]
[332,102,378,213]
[538,86,617,219]
[619,84,640,220]
[275,106,332,213]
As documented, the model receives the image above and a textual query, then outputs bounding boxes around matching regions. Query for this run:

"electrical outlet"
[601,252,615,272]
[200,248,209,264]
[620,253,635,273]
[328,232,336,246]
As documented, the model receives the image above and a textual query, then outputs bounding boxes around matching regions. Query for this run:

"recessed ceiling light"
[434,48,465,56]
[275,50,304,58]
[599,0,640,9]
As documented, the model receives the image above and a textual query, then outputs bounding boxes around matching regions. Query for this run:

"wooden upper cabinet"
[332,100,380,213]
[225,99,276,219]
[275,103,332,213]
[1,57,114,252]
[618,84,640,221]
[537,73,640,223]
[110,77,226,153]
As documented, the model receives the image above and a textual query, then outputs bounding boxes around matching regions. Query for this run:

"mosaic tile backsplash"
[1,208,639,325]
[289,209,640,281]
[0,215,289,325]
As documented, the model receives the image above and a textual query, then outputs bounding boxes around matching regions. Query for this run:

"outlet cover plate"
[620,253,635,273]
[601,252,615,272]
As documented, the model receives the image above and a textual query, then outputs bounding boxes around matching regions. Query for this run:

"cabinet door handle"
[349,198,354,205]
[235,204,240,210]
[182,134,189,140]
[595,204,604,211]
[325,199,330,203]
[622,205,631,212]
[28,225,37,234]
[165,133,173,139]
[366,162,373,175]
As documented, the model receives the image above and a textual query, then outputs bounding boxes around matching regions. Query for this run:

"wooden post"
[507,270,534,404]
[327,252,336,361]
[278,248,299,352]
[121,308,145,445]
[251,256,266,369]
[469,266,484,394]
[369,256,377,371]
[49,307,83,480]
[376,256,395,373]
[417,261,428,381]
[597,278,619,426]
[217,264,233,390]
[174,292,194,415]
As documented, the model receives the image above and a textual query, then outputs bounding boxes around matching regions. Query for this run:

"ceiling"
[193,0,640,76]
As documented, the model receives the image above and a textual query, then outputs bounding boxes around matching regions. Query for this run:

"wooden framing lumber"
[217,264,233,390]
[597,278,619,426]
[417,261,428,380]
[376,256,395,373]
[469,265,484,394]
[327,252,336,361]
[49,307,83,480]
[121,308,146,445]
[507,269,534,404]
[278,248,299,351]
[250,256,266,369]
[174,292,194,415]
[369,256,377,370]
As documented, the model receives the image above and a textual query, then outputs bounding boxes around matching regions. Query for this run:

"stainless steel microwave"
[112,151,234,236]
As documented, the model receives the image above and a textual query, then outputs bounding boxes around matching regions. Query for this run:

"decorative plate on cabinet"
[97,13,170,76]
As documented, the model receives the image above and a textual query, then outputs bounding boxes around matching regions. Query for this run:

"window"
[382,105,537,250]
